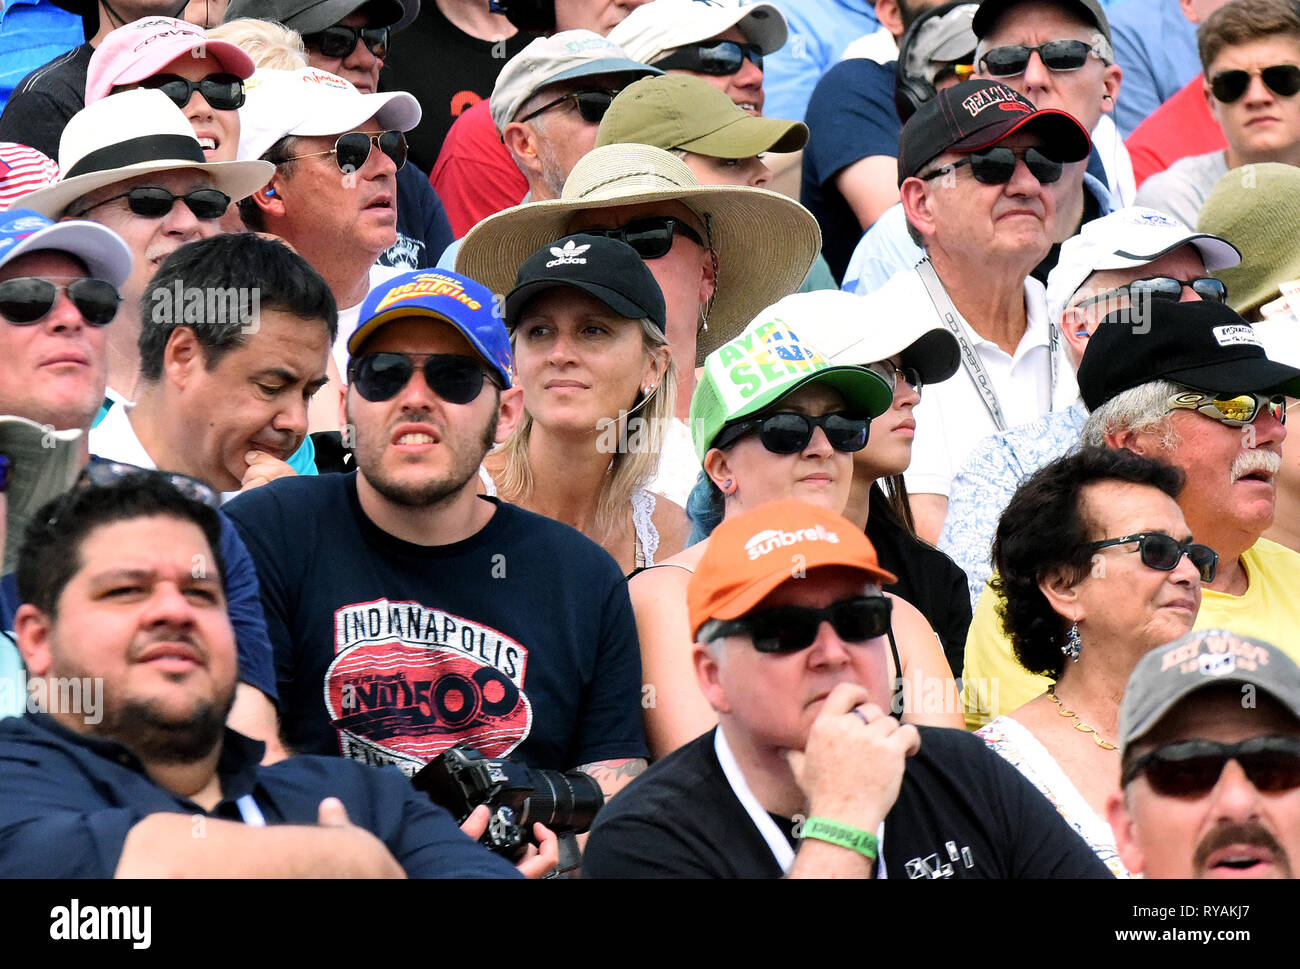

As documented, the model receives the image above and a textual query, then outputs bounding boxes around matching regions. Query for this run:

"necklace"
[1047,683,1118,751]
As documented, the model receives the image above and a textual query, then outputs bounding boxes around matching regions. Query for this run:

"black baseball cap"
[972,0,1110,43]
[897,78,1091,184]
[504,234,667,332]
[1077,300,1300,412]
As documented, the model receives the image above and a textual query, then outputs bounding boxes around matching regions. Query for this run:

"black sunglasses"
[1083,531,1218,583]
[0,276,121,326]
[919,146,1062,185]
[979,39,1102,77]
[349,352,497,404]
[1075,275,1227,309]
[517,89,618,125]
[654,39,764,76]
[1122,736,1300,796]
[700,595,893,654]
[139,72,245,111]
[71,186,231,221]
[713,411,870,455]
[866,361,923,397]
[280,130,407,174]
[301,23,389,58]
[1210,64,1300,103]
[579,216,704,259]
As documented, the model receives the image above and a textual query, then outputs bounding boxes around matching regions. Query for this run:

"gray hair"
[1080,379,1182,450]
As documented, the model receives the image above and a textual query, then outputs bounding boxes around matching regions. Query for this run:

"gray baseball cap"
[1119,629,1300,757]
[223,0,418,35]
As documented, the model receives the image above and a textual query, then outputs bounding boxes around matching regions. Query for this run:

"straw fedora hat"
[18,88,275,218]
[454,143,821,362]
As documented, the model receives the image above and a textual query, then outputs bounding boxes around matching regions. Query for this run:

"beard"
[348,400,499,508]
[94,691,234,765]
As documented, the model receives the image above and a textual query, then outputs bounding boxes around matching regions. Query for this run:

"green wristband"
[801,817,878,861]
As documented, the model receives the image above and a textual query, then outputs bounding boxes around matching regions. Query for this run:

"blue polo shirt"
[0,0,82,115]
[0,713,520,877]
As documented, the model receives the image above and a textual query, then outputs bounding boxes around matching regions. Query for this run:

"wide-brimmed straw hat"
[17,89,274,218]
[454,142,821,363]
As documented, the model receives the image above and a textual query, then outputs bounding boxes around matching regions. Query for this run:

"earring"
[723,479,735,494]
[1062,622,1082,662]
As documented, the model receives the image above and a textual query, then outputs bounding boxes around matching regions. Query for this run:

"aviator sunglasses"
[979,38,1107,77]
[280,130,407,174]
[653,39,764,76]
[301,23,390,59]
[1122,736,1300,796]
[1166,390,1287,428]
[579,216,704,259]
[1210,64,1300,103]
[140,72,245,110]
[70,186,231,221]
[919,146,1063,185]
[517,89,618,125]
[712,411,871,454]
[1075,276,1227,310]
[1083,532,1218,583]
[699,595,894,654]
[349,352,498,404]
[0,277,121,326]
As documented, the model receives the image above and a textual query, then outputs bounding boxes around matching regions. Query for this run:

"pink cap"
[85,17,256,104]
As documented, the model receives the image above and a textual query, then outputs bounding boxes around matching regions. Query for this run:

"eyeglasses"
[1167,390,1287,428]
[300,23,389,59]
[516,89,618,125]
[1074,276,1228,310]
[712,411,871,454]
[280,129,407,175]
[1122,736,1300,796]
[699,595,893,654]
[70,186,231,221]
[139,72,245,111]
[918,146,1063,185]
[866,361,923,397]
[653,39,763,76]
[0,277,121,326]
[1083,532,1218,583]
[349,352,497,404]
[979,38,1109,77]
[579,216,704,259]
[1209,64,1300,103]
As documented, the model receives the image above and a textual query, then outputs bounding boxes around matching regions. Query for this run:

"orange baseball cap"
[688,499,898,639]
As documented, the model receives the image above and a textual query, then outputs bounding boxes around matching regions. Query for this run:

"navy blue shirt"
[0,713,519,878]
[384,162,454,270]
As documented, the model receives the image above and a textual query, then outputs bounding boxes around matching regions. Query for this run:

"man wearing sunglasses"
[1108,628,1300,879]
[963,299,1300,724]
[584,498,1110,879]
[941,206,1241,614]
[1135,0,1300,230]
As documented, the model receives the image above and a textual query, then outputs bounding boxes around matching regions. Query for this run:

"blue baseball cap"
[348,269,514,389]
[0,208,132,287]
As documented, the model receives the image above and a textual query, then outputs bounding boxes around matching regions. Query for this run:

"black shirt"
[0,42,92,157]
[583,727,1114,879]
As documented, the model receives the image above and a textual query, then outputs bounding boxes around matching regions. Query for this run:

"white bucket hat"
[17,88,275,218]
[454,142,821,362]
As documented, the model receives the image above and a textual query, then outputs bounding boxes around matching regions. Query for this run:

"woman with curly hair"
[979,446,1214,876]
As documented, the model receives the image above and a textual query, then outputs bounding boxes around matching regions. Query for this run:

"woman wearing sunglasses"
[978,446,1213,877]
[484,234,689,576]
[630,303,964,759]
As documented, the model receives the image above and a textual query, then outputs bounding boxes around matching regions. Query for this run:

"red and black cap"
[897,78,1091,185]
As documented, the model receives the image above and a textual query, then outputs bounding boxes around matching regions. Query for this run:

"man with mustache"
[1108,628,1300,879]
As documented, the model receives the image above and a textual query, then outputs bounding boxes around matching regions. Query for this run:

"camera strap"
[714,727,887,878]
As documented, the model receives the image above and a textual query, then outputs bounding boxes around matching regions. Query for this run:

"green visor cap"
[690,317,894,463]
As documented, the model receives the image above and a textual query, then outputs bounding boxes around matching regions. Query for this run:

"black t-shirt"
[866,486,970,676]
[223,473,647,774]
[583,727,1114,879]
[385,161,453,269]
[800,57,901,284]
[379,3,531,173]
[0,42,92,157]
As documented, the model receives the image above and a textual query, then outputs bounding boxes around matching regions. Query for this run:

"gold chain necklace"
[1047,683,1118,751]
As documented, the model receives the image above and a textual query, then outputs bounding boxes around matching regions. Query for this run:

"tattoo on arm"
[574,758,648,799]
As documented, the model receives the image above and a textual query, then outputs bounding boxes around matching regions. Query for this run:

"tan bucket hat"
[454,142,821,362]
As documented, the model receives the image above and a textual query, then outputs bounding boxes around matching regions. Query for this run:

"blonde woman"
[485,234,690,574]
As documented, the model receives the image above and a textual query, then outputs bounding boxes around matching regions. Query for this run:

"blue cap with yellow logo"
[349,269,513,389]
[689,308,893,464]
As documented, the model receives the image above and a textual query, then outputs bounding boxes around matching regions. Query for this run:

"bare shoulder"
[649,494,691,561]
[628,539,704,605]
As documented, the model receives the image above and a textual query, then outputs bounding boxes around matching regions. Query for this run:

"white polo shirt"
[857,266,1077,499]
